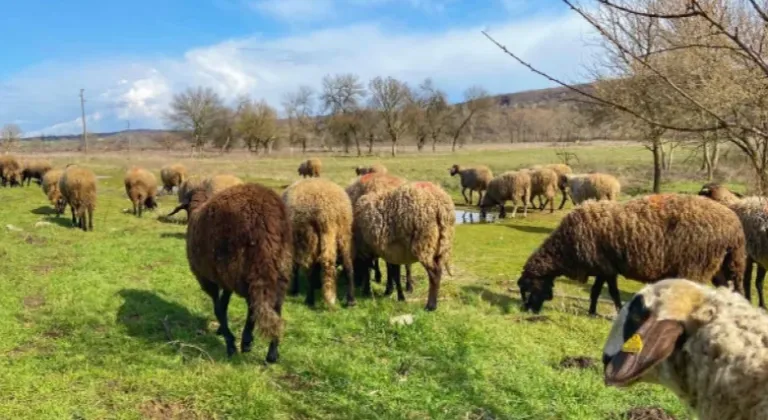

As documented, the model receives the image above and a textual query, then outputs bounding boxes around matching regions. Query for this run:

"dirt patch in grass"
[613,407,677,420]
[23,294,45,309]
[279,373,316,391]
[42,327,69,339]
[32,263,55,275]
[138,398,208,420]
[24,234,47,245]
[512,315,551,323]
[559,356,597,370]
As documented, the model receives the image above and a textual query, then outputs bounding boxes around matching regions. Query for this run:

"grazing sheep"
[41,169,65,215]
[283,178,355,307]
[527,167,558,213]
[168,174,243,219]
[560,172,620,205]
[345,173,414,294]
[160,163,188,193]
[0,155,22,187]
[449,164,493,206]
[533,163,573,209]
[354,181,455,310]
[22,159,52,186]
[355,163,388,176]
[298,158,322,178]
[479,170,531,219]
[603,278,768,420]
[186,183,292,362]
[123,167,159,217]
[518,193,746,315]
[59,165,97,231]
[699,182,768,308]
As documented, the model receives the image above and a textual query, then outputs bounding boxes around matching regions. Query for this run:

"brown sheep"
[124,167,159,217]
[298,158,322,178]
[186,183,293,362]
[22,159,52,186]
[533,163,573,209]
[283,178,355,307]
[527,167,558,213]
[517,193,747,315]
[0,155,22,187]
[160,163,188,193]
[479,170,531,219]
[354,181,455,310]
[41,169,65,215]
[449,164,493,206]
[345,172,414,294]
[59,165,97,231]
[355,163,388,176]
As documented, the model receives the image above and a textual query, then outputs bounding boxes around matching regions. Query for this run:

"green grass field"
[1,144,729,419]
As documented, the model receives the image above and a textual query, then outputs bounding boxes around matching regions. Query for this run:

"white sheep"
[561,172,620,205]
[603,278,768,420]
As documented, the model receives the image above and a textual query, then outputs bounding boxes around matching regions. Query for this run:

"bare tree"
[157,132,184,153]
[283,86,316,153]
[320,74,366,155]
[369,76,411,156]
[447,87,493,152]
[165,86,225,155]
[236,98,278,155]
[407,79,450,152]
[1,124,22,152]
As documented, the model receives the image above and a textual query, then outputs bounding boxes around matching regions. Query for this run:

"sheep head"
[698,182,741,204]
[517,274,554,313]
[449,164,460,176]
[144,196,158,211]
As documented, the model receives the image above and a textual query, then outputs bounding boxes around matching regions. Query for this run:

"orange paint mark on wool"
[360,173,376,184]
[646,193,674,209]
[413,182,435,190]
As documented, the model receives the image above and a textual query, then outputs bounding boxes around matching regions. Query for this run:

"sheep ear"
[604,317,683,387]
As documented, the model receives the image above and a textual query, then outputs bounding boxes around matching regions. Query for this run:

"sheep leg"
[354,258,373,297]
[215,290,237,357]
[558,188,568,210]
[70,206,77,227]
[461,188,469,204]
[87,207,93,231]
[605,275,622,312]
[305,263,321,307]
[388,263,405,302]
[548,195,554,213]
[138,198,143,218]
[341,245,356,307]
[79,210,87,232]
[288,265,301,297]
[510,200,518,218]
[241,296,255,353]
[265,300,283,364]
[588,276,606,316]
[753,273,765,306]
[468,189,473,205]
[321,259,337,307]
[745,257,754,304]
[425,265,443,311]
[373,258,382,283]
[384,265,394,296]
[405,264,413,293]
[477,191,484,206]
[498,203,506,219]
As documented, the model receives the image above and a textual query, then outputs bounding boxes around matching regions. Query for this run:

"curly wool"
[0,155,22,186]
[449,164,493,205]
[565,172,620,204]
[41,169,65,214]
[528,167,558,212]
[124,167,158,217]
[346,173,407,206]
[283,178,354,306]
[160,163,188,192]
[604,279,768,420]
[355,163,388,176]
[480,170,532,218]
[203,174,243,196]
[59,165,97,231]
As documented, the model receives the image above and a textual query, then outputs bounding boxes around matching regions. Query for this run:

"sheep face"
[54,197,66,215]
[144,196,158,211]
[449,165,460,176]
[355,167,364,176]
[698,182,742,201]
[602,279,699,388]
[517,274,554,313]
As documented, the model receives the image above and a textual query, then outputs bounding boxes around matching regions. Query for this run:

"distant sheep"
[560,172,620,205]
[0,155,22,187]
[699,182,768,308]
[355,163,388,176]
[354,181,455,310]
[283,178,355,307]
[603,279,768,420]
[518,193,746,315]
[124,167,159,217]
[41,169,65,215]
[160,163,188,193]
[527,167,558,213]
[479,170,531,219]
[449,164,493,206]
[22,159,52,186]
[186,183,293,362]
[298,158,322,178]
[59,165,97,231]
[532,163,573,209]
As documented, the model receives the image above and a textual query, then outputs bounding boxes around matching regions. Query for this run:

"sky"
[0,0,597,136]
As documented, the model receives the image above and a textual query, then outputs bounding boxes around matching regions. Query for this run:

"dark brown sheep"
[59,165,97,231]
[22,159,52,186]
[518,193,746,315]
[124,167,159,217]
[186,183,293,362]
[0,155,22,187]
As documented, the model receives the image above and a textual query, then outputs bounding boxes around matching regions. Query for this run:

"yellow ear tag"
[622,334,644,353]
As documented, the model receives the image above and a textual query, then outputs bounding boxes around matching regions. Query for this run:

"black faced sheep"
[518,193,746,315]
[186,183,293,362]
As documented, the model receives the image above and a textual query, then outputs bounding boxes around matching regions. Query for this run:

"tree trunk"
[301,139,307,154]
[701,142,709,171]
[367,135,374,154]
[660,143,668,171]
[652,142,662,193]
[666,146,674,172]
[451,135,459,152]
[432,135,439,152]
[391,139,397,157]
[355,136,362,157]
[712,142,720,173]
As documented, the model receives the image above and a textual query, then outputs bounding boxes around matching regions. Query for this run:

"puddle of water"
[455,209,496,224]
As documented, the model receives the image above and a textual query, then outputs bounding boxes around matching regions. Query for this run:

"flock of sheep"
[5,152,768,419]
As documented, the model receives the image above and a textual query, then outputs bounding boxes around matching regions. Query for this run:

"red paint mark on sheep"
[647,194,674,209]
[360,173,376,184]
[413,182,435,190]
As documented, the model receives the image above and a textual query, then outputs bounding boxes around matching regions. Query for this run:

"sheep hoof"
[241,341,253,353]
[215,325,225,336]
[345,298,357,308]
[226,344,237,358]
[424,303,437,312]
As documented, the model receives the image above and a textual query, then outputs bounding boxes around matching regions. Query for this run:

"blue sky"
[0,0,595,136]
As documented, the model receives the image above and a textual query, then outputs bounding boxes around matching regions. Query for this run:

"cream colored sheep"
[479,171,531,219]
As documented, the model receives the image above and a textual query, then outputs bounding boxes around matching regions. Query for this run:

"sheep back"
[160,163,188,191]
[481,170,531,208]
[346,173,406,206]
[124,167,158,207]
[568,172,620,204]
[529,168,558,200]
[204,174,243,196]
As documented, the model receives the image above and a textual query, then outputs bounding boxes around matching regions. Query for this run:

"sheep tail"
[720,245,746,295]
[249,265,285,340]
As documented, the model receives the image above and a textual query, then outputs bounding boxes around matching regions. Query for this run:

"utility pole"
[126,120,131,155]
[79,89,88,154]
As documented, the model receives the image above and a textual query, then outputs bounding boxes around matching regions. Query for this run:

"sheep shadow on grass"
[461,285,521,314]
[44,215,79,229]
[116,289,224,359]
[30,206,57,216]
[504,224,554,235]
[160,232,186,240]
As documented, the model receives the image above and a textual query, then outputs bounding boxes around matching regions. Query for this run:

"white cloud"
[248,0,335,22]
[2,12,596,135]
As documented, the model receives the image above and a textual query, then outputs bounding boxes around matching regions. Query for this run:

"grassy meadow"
[0,143,745,419]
